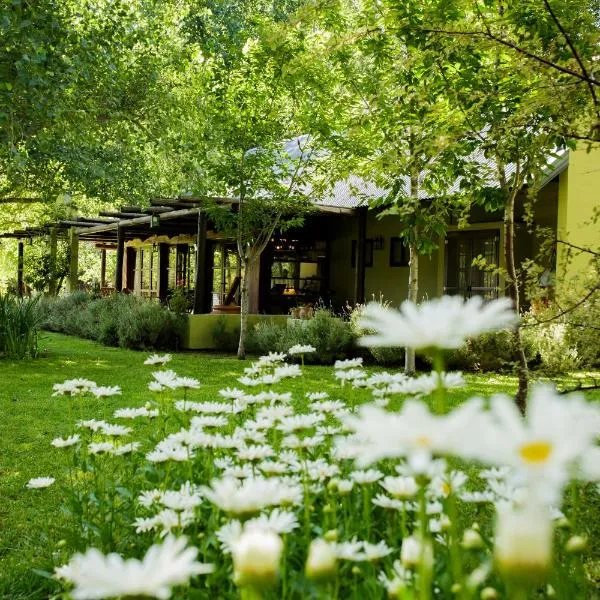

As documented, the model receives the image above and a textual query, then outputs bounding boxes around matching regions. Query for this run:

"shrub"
[248,309,356,364]
[348,299,404,366]
[443,329,528,373]
[211,316,241,353]
[0,294,42,359]
[39,292,184,351]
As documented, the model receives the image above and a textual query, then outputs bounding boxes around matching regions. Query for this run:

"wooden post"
[354,207,367,304]
[49,227,58,296]
[17,240,24,296]
[100,249,107,289]
[115,226,125,291]
[158,243,170,303]
[192,210,212,313]
[68,227,79,292]
[125,247,136,292]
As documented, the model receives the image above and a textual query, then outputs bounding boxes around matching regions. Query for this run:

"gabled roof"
[282,135,569,209]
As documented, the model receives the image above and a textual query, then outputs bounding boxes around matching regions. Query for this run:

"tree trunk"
[237,257,249,360]
[504,192,529,413]
[405,241,419,375]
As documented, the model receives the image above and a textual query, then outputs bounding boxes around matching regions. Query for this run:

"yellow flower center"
[519,441,553,464]
[441,482,451,496]
[416,436,431,447]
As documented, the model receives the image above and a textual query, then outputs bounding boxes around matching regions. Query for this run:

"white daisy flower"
[26,477,55,489]
[90,386,122,398]
[359,296,517,350]
[77,419,109,432]
[351,469,384,484]
[288,344,316,355]
[201,477,302,516]
[114,407,159,419]
[88,442,115,455]
[144,353,172,365]
[51,435,81,448]
[101,424,132,437]
[175,377,200,389]
[55,535,213,598]
[334,358,363,370]
[151,370,180,390]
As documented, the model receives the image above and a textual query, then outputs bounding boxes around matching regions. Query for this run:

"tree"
[184,6,330,358]
[0,0,198,205]
[381,0,593,409]
[299,2,477,374]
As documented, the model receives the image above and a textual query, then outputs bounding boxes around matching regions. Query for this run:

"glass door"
[445,230,500,299]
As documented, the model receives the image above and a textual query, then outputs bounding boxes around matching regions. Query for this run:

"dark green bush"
[442,329,535,373]
[247,309,356,364]
[210,316,241,353]
[39,292,184,351]
[0,294,42,359]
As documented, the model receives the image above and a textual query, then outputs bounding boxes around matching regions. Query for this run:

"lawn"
[0,332,599,599]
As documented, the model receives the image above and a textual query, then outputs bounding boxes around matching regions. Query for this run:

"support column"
[17,240,24,297]
[125,247,136,292]
[354,207,367,304]
[68,227,79,292]
[100,249,107,289]
[49,227,58,296]
[115,226,125,291]
[158,243,170,303]
[192,210,213,313]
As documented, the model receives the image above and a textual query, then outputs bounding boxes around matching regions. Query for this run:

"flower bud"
[462,528,484,550]
[480,587,499,600]
[451,583,462,594]
[495,506,552,582]
[565,535,587,554]
[351,566,361,575]
[324,529,338,542]
[400,535,433,571]
[232,529,283,587]
[305,539,336,582]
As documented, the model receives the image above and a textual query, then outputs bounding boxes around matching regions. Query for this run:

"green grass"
[0,332,598,598]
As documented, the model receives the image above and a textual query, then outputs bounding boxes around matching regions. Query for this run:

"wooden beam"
[100,211,147,218]
[76,207,200,235]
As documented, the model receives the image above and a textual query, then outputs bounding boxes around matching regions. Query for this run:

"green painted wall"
[557,146,600,286]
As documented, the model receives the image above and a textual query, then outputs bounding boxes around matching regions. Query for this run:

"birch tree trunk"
[503,191,529,412]
[405,241,419,375]
[237,257,249,360]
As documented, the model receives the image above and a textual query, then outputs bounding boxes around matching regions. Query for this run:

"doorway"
[445,230,500,299]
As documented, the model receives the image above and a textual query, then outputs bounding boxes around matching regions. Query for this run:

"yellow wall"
[556,146,600,286]
[328,212,439,308]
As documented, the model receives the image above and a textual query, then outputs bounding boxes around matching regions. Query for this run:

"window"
[389,237,409,267]
[351,239,374,268]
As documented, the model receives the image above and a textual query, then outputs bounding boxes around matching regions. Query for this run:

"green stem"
[433,350,446,414]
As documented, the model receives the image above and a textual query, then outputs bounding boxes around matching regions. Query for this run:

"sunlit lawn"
[0,332,598,598]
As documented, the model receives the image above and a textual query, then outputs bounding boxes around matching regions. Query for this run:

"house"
[2,146,598,349]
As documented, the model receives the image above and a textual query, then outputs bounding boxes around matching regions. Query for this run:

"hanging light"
[150,214,161,229]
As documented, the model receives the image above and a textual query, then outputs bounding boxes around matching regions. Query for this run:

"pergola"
[0,196,365,312]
